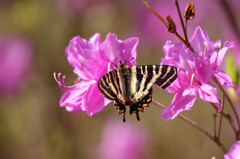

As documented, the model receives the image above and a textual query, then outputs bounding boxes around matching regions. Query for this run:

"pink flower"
[224,141,240,159]
[55,33,138,116]
[160,26,236,120]
[0,34,33,96]
[95,117,148,159]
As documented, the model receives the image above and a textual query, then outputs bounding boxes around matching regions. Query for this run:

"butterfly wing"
[98,69,123,101]
[130,65,177,102]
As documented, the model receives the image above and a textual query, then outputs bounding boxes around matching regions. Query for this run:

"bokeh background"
[0,0,239,158]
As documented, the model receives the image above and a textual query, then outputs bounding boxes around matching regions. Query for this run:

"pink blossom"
[160,26,236,120]
[55,33,138,116]
[0,34,33,96]
[224,141,240,159]
[95,117,148,159]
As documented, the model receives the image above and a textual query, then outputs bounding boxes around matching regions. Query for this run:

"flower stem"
[174,0,195,52]
[142,0,166,25]
[152,99,228,153]
[212,76,240,137]
[213,112,217,137]
[174,0,189,44]
[218,95,225,138]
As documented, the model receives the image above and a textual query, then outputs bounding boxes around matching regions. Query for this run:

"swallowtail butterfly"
[98,61,177,122]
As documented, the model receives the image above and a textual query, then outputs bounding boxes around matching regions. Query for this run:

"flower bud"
[166,16,176,33]
[184,2,195,20]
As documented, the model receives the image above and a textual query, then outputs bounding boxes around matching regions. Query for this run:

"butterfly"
[98,61,177,122]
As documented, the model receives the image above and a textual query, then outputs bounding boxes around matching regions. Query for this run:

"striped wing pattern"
[130,65,178,102]
[98,69,121,100]
[98,63,178,122]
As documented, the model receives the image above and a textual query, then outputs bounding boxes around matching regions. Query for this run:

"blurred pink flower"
[160,26,236,120]
[95,118,148,159]
[0,34,33,96]
[224,141,240,159]
[55,33,138,116]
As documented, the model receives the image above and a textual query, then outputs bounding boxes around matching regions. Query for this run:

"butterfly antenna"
[115,57,120,63]
[125,57,135,65]
[107,59,118,69]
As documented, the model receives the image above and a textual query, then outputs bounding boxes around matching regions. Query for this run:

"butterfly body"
[98,62,177,122]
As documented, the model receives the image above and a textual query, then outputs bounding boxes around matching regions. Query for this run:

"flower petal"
[83,82,111,116]
[161,88,197,121]
[198,82,221,111]
[193,56,212,83]
[65,106,82,113]
[161,41,185,67]
[211,41,236,68]
[100,33,138,67]
[83,50,109,80]
[65,34,102,80]
[164,78,182,94]
[189,26,215,56]
[224,141,240,159]
[214,69,237,90]
[59,80,95,112]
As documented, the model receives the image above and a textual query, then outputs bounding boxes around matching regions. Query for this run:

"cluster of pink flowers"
[55,33,138,116]
[56,26,235,120]
[160,26,236,120]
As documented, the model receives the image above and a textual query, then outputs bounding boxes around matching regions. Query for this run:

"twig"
[142,0,166,25]
[210,102,237,134]
[213,112,217,137]
[218,95,225,138]
[152,99,227,153]
[174,0,189,45]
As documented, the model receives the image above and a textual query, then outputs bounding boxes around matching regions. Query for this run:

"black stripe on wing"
[98,70,119,100]
[135,65,178,89]
[155,65,178,89]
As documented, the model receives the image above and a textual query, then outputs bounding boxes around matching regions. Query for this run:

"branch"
[218,95,225,138]
[210,102,237,134]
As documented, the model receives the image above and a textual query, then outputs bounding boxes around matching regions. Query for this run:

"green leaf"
[225,52,239,86]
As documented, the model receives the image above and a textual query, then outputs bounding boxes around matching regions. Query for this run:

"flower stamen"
[190,73,195,89]
[203,41,207,57]
[53,72,78,92]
